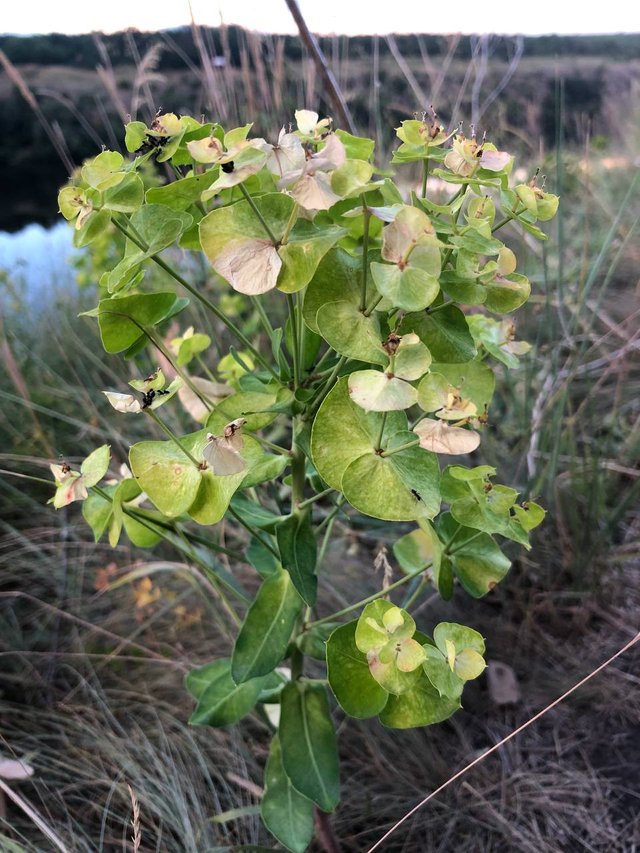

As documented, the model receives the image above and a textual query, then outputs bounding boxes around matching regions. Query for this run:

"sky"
[1,0,638,36]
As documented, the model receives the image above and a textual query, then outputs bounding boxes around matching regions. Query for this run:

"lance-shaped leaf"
[379,670,460,729]
[280,682,340,812]
[200,193,294,295]
[326,621,389,718]
[232,569,303,683]
[261,735,314,853]
[348,369,417,412]
[186,659,266,727]
[276,513,317,606]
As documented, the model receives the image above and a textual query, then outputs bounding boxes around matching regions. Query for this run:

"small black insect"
[411,489,422,501]
[141,389,170,409]
[221,161,235,174]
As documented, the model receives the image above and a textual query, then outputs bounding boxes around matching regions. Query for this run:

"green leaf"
[75,209,111,248]
[303,248,364,334]
[80,444,110,487]
[430,361,495,411]
[310,376,405,491]
[278,224,346,294]
[200,193,294,295]
[348,370,417,412]
[97,292,182,353]
[81,150,125,191]
[145,172,217,210]
[335,130,375,161]
[438,513,511,597]
[246,537,279,577]
[130,205,193,253]
[280,682,340,812]
[129,436,202,518]
[316,300,387,366]
[401,305,476,363]
[483,272,531,314]
[341,430,440,522]
[326,622,389,718]
[82,485,115,542]
[102,173,145,213]
[261,736,314,853]
[379,671,460,729]
[124,121,147,152]
[232,570,302,683]
[187,660,266,727]
[276,514,318,606]
[393,520,442,576]
[371,254,440,312]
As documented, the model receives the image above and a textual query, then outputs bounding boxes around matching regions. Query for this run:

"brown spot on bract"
[174,465,183,475]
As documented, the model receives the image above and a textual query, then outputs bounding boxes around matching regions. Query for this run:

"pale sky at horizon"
[1,0,638,37]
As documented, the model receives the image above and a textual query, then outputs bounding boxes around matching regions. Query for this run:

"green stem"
[226,505,280,559]
[402,577,429,610]
[363,294,383,317]
[421,157,429,198]
[111,217,278,379]
[145,409,201,467]
[239,183,278,245]
[280,202,299,246]
[380,438,420,458]
[374,412,388,453]
[307,561,433,629]
[145,330,213,413]
[287,294,300,389]
[297,487,335,510]
[315,495,347,534]
[303,356,347,420]
[443,522,464,552]
[291,429,306,511]
[360,202,371,312]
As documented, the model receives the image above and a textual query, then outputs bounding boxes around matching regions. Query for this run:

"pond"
[0,221,77,306]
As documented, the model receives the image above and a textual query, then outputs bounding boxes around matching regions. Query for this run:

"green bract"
[54,108,558,851]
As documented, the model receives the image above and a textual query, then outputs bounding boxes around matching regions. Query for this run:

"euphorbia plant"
[54,107,557,851]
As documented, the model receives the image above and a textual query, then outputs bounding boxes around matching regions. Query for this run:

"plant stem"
[287,294,300,389]
[306,561,433,629]
[402,576,429,610]
[280,202,299,246]
[360,202,371,311]
[111,216,278,379]
[374,412,388,452]
[303,356,347,420]
[363,294,383,317]
[421,157,429,198]
[145,410,201,467]
[239,183,278,244]
[226,505,280,559]
[315,495,347,534]
[298,487,335,510]
[380,438,420,457]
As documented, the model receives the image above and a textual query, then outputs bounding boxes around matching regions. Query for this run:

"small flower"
[444,131,510,177]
